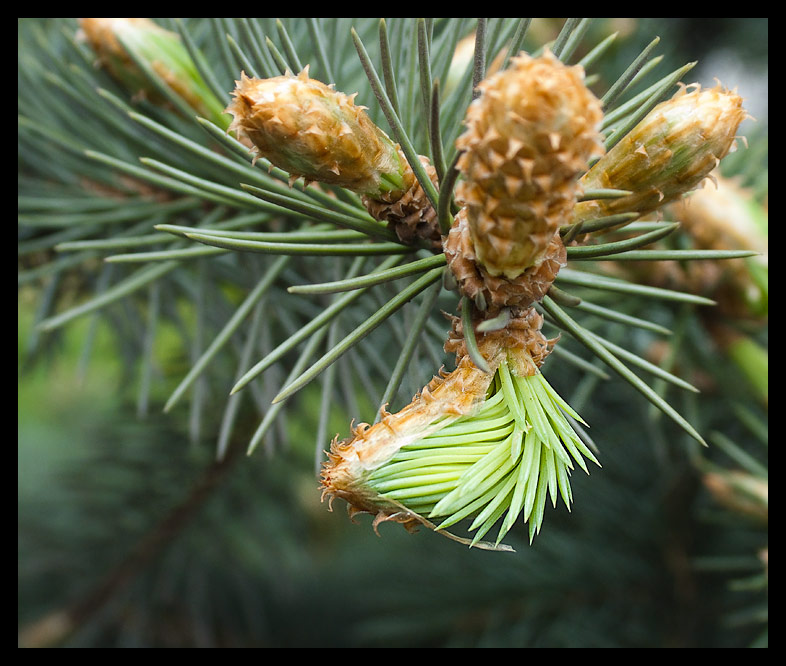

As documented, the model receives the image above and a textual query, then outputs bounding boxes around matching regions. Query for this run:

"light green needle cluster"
[366,362,599,546]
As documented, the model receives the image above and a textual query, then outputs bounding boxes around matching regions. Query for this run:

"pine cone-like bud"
[227,70,442,247]
[227,69,412,198]
[456,50,604,278]
[79,18,228,127]
[444,208,566,313]
[573,83,749,223]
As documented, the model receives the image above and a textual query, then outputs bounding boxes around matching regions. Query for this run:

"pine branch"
[19,21,768,642]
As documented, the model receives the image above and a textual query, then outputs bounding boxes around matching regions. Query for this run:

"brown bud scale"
[456,51,604,278]
[443,306,557,377]
[362,154,443,249]
[443,208,567,313]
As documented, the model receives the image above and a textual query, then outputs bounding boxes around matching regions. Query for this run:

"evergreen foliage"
[19,18,767,648]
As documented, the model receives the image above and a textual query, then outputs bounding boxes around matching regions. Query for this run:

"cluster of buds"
[321,53,753,546]
[325,53,603,545]
[86,22,751,546]
[79,18,228,128]
[226,69,442,247]
[223,61,600,544]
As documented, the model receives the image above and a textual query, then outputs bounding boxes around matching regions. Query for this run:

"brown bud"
[443,208,567,314]
[575,83,749,222]
[456,50,604,278]
[443,306,558,377]
[226,69,412,199]
[79,18,227,127]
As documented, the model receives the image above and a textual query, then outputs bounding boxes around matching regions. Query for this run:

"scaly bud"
[321,309,598,547]
[455,51,604,279]
[668,172,768,319]
[702,469,768,523]
[227,69,410,196]
[444,208,566,314]
[597,171,767,322]
[227,70,443,247]
[79,18,228,128]
[573,83,749,223]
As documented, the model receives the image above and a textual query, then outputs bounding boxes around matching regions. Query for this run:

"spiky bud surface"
[79,18,227,127]
[227,70,412,199]
[227,70,443,247]
[574,83,749,223]
[455,51,604,279]
[444,208,567,314]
